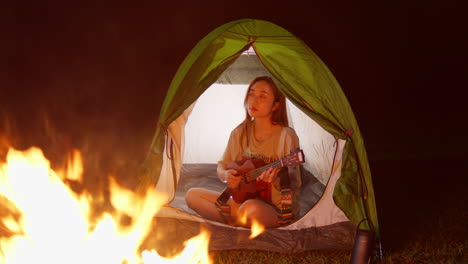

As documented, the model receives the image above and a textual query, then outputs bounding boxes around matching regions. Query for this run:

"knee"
[185,188,204,207]
[237,200,278,228]
[238,200,261,219]
[185,188,197,206]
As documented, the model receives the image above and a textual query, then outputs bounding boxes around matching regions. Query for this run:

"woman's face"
[245,80,279,120]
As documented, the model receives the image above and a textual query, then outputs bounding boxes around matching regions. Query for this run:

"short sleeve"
[218,127,243,167]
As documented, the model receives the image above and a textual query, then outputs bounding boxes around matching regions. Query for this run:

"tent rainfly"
[137,19,380,253]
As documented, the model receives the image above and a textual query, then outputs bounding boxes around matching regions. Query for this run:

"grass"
[209,235,465,264]
[211,249,351,264]
[375,202,467,264]
[207,199,467,264]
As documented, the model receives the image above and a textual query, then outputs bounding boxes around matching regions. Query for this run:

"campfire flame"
[237,208,266,239]
[142,229,212,264]
[249,219,265,239]
[0,147,213,264]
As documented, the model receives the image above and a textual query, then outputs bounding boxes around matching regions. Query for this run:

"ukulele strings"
[245,159,282,181]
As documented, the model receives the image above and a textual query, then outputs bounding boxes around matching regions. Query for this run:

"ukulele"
[216,149,305,204]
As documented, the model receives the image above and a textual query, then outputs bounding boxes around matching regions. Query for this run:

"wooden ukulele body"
[216,149,304,206]
[227,158,270,204]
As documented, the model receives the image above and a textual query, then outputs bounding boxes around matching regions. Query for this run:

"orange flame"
[249,219,265,239]
[0,147,212,264]
[142,228,212,264]
[237,208,266,239]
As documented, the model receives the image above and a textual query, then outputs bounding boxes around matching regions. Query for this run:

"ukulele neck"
[245,159,283,182]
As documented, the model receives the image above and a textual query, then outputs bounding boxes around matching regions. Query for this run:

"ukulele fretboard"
[244,159,283,182]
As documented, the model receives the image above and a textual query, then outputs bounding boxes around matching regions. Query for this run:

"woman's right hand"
[225,169,241,189]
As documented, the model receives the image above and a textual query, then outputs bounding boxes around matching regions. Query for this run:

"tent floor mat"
[145,207,355,254]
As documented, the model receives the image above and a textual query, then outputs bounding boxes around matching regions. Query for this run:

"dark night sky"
[1,1,467,249]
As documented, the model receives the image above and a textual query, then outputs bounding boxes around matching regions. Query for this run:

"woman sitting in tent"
[185,76,301,228]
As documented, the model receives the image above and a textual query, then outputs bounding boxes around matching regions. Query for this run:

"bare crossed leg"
[185,187,279,228]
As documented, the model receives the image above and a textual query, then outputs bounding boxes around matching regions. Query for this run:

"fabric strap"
[277,167,294,225]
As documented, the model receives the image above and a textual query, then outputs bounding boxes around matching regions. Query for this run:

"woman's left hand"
[257,167,281,183]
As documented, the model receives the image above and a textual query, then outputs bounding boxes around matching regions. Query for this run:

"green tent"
[138,19,379,252]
